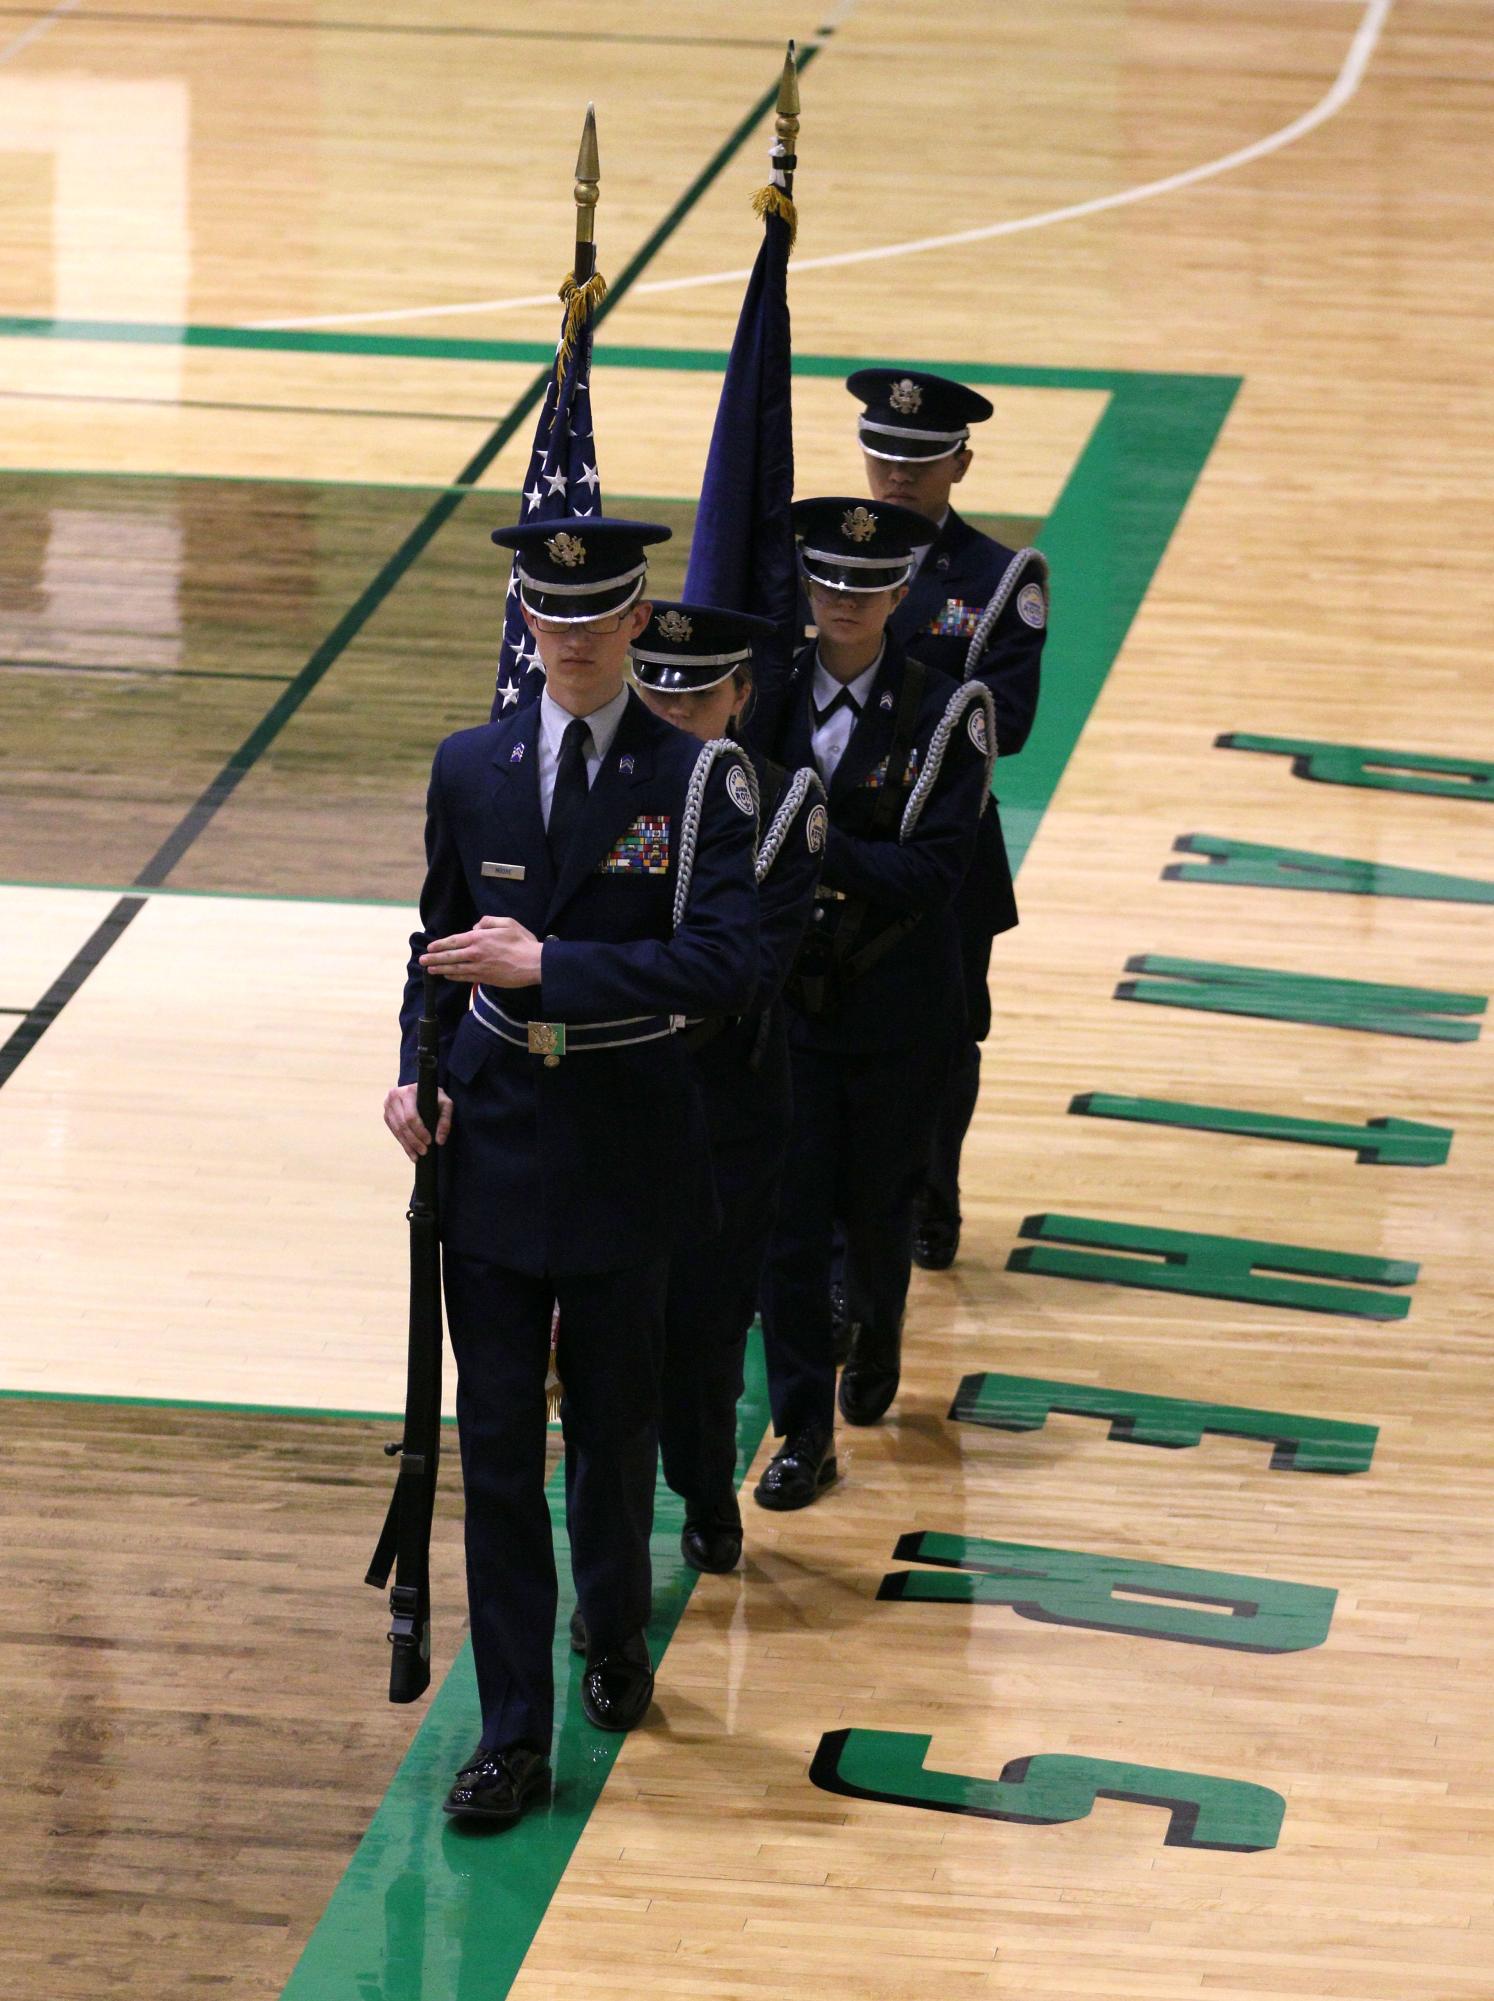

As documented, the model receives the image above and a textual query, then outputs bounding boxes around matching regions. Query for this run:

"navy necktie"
[547,716,591,866]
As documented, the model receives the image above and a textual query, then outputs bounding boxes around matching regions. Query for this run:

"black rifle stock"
[366,971,443,1702]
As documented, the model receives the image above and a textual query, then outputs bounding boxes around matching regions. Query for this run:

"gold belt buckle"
[527,1021,566,1067]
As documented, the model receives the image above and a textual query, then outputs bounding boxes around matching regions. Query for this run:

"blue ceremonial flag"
[681,165,798,691]
[490,299,604,717]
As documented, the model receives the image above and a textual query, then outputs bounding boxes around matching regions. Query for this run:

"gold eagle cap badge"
[842,505,878,544]
[545,531,586,568]
[657,609,694,643]
[889,377,923,414]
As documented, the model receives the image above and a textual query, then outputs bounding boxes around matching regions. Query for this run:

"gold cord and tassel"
[545,1302,565,1422]
[751,183,798,251]
[555,270,607,381]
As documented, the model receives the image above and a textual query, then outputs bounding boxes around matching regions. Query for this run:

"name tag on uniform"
[928,598,980,639]
[481,861,526,881]
[597,815,670,874]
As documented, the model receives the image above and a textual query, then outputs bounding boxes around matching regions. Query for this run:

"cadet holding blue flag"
[847,369,1048,1270]
[383,518,759,1825]
[750,499,994,1505]
[628,602,825,1573]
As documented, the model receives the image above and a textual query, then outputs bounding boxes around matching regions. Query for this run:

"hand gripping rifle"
[366,971,443,1703]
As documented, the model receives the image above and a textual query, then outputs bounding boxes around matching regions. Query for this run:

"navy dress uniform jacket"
[398,691,759,1277]
[891,507,1046,990]
[759,635,988,1054]
[658,750,824,1511]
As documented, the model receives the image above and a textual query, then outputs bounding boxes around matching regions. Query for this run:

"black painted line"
[0,38,825,1086]
[0,899,146,1087]
[0,6,786,46]
[1,657,294,684]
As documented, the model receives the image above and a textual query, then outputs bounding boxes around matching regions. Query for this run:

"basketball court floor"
[2,1,1492,1995]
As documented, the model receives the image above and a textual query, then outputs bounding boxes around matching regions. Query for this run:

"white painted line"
[0,0,81,66]
[247,0,1394,333]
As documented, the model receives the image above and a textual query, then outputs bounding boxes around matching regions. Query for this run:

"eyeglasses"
[527,609,634,637]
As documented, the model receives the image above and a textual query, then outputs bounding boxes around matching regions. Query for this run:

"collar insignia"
[889,378,923,414]
[879,689,894,710]
[656,609,694,643]
[510,742,526,761]
[842,505,878,545]
[545,531,586,568]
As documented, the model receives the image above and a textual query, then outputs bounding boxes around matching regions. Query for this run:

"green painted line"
[1070,1092,1453,1166]
[0,310,1224,400]
[0,1385,453,1423]
[1217,731,1494,801]
[1010,1213,1418,1320]
[950,1371,1379,1473]
[1167,833,1494,903]
[883,1530,1337,1653]
[283,1333,769,1999]
[1116,954,1487,1042]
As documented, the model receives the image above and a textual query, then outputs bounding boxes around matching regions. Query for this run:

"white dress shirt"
[537,685,630,828]
[809,645,883,785]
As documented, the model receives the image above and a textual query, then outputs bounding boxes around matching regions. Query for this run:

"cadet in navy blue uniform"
[383,520,758,1826]
[850,368,1048,1271]
[629,602,825,1573]
[749,499,994,1505]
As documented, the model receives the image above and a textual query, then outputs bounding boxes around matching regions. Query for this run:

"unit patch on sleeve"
[806,803,829,855]
[597,815,671,874]
[928,599,981,639]
[967,705,990,756]
[1017,581,1048,629]
[726,763,756,817]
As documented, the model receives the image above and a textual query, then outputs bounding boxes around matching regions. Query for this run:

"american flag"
[490,310,604,717]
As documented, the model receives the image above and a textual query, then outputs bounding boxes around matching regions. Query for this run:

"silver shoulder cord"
[900,681,996,841]
[756,765,827,884]
[962,546,1049,683]
[673,739,760,930]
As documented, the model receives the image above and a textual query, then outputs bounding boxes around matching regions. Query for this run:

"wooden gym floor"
[2,2,1492,1996]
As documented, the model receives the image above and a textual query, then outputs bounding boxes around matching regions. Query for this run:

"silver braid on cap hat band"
[962,548,1048,681]
[756,765,826,884]
[901,681,996,841]
[674,739,759,930]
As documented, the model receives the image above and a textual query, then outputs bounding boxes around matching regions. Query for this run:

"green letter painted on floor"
[1008,1213,1416,1319]
[881,1531,1336,1652]
[810,1730,1284,1851]
[949,1371,1378,1472]
[1116,955,1486,1042]
[1218,732,1494,801]
[1070,1092,1452,1165]
[1165,833,1494,903]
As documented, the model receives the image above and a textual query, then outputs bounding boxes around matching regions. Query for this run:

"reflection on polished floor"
[2,1,1493,1997]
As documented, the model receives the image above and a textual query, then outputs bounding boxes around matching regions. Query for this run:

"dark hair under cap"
[629,600,778,693]
[791,495,931,594]
[490,514,671,623]
[846,368,994,463]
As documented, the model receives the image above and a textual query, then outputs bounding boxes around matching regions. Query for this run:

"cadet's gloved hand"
[383,1083,454,1161]
[421,915,544,989]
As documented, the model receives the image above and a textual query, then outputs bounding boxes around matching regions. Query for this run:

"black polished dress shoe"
[912,1212,960,1271]
[752,1426,837,1511]
[838,1322,901,1426]
[443,1744,551,1825]
[580,1631,654,1732]
[681,1498,743,1573]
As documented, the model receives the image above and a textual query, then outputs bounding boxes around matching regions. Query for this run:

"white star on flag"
[577,462,600,494]
[543,467,569,497]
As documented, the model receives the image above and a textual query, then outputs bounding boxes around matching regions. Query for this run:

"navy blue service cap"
[629,601,777,693]
[791,495,930,593]
[491,515,671,622]
[846,368,994,463]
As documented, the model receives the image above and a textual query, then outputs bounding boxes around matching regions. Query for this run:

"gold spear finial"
[775,41,800,168]
[574,101,600,249]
